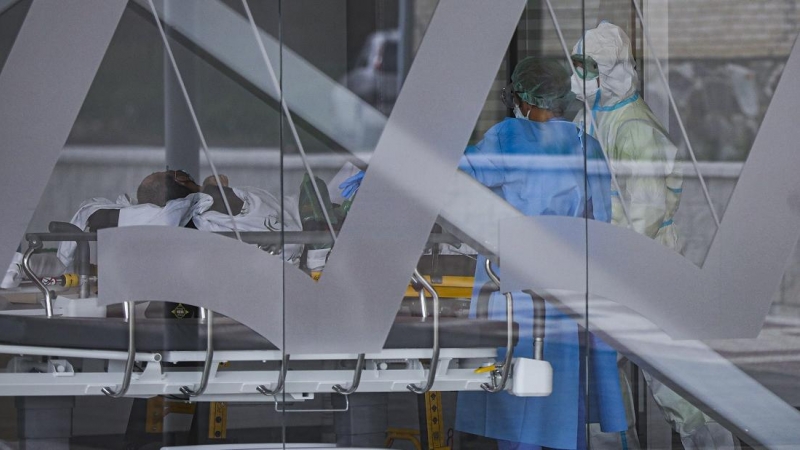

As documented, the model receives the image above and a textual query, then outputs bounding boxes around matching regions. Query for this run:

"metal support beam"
[164,0,200,177]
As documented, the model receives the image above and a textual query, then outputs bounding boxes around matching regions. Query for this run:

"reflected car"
[343,29,400,116]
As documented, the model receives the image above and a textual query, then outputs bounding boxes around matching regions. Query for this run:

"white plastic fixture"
[510,357,553,397]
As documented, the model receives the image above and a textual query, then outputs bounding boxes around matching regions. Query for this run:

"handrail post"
[180,310,214,396]
[332,353,366,395]
[481,260,514,393]
[523,289,546,361]
[257,354,289,396]
[21,237,55,318]
[407,270,440,394]
[102,301,136,397]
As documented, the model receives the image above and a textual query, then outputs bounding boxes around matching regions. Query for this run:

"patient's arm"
[86,209,120,231]
[201,185,244,216]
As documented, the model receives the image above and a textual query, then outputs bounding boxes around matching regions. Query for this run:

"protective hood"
[572,22,638,107]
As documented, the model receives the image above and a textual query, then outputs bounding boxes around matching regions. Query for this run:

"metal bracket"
[273,393,349,413]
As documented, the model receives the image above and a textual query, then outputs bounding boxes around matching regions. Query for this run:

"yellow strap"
[474,364,496,374]
[208,402,227,439]
[425,391,446,449]
[404,276,474,298]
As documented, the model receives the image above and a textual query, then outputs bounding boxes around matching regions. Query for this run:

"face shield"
[570,54,599,80]
[571,22,639,105]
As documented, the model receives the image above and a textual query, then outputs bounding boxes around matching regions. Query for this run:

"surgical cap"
[511,57,574,111]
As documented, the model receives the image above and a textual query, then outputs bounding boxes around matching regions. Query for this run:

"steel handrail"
[481,260,514,393]
[332,353,366,395]
[180,310,214,397]
[20,237,54,318]
[257,354,289,396]
[102,301,137,397]
[407,270,440,394]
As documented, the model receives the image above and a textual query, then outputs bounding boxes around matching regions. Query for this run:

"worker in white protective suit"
[571,22,737,450]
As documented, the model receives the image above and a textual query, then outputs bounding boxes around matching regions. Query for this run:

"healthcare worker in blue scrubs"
[454,57,628,450]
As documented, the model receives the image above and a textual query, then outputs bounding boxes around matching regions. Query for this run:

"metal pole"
[164,1,200,177]
[506,28,519,118]
[397,0,414,93]
[0,345,160,363]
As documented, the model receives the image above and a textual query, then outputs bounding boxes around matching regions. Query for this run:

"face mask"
[513,103,529,119]
[571,73,599,102]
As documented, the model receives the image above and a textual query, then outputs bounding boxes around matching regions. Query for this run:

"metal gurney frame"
[0,228,554,402]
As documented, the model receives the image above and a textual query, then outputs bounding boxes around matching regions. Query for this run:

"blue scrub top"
[458,118,611,222]
[455,118,627,449]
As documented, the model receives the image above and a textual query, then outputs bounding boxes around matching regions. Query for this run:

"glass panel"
[4,1,800,449]
[585,1,800,449]
[1,0,287,447]
[276,0,595,448]
[278,0,432,447]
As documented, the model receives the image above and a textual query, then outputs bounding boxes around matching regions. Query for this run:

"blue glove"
[339,171,365,200]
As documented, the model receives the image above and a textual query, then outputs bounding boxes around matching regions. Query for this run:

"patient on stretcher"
[57,169,303,270]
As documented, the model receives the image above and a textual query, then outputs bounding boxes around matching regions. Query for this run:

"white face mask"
[513,103,529,119]
[571,73,600,102]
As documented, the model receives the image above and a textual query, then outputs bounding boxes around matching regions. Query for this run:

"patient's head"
[137,170,201,207]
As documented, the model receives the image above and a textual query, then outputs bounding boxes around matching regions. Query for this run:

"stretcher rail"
[25,230,462,247]
[257,354,289,396]
[101,301,136,398]
[481,260,514,393]
[180,310,214,397]
[407,270,441,394]
[5,228,542,400]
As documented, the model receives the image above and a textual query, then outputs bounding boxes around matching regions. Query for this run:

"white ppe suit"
[573,22,736,450]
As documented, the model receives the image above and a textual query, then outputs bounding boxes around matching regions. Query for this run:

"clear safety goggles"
[571,54,599,80]
[501,83,520,109]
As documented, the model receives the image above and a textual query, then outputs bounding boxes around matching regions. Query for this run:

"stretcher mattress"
[0,314,518,353]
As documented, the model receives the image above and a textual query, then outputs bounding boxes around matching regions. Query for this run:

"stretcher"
[0,225,553,403]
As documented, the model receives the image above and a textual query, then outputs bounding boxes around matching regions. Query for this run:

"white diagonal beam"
[0,0,127,273]
[133,0,383,156]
